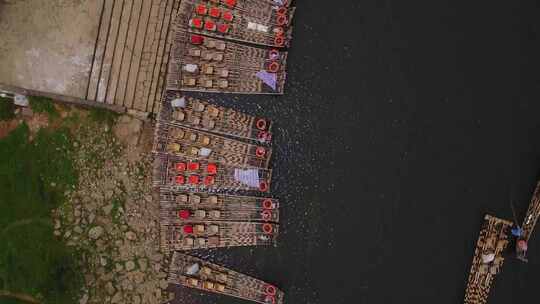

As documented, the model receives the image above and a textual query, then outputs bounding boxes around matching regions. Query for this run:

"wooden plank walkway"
[86,0,181,114]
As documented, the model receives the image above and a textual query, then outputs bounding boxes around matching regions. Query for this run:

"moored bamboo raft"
[160,221,278,251]
[159,190,280,223]
[168,252,285,304]
[167,29,287,94]
[178,0,293,48]
[188,0,296,27]
[463,215,512,304]
[521,180,540,241]
[153,153,273,193]
[154,119,272,169]
[169,28,288,74]
[159,91,273,143]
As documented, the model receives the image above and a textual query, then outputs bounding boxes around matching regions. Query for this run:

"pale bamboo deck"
[168,252,285,304]
[463,215,512,304]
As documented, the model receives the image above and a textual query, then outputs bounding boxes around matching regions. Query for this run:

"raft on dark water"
[159,190,280,222]
[178,0,294,48]
[153,153,273,193]
[463,215,512,304]
[158,91,273,143]
[153,121,272,169]
[168,252,284,304]
[521,180,540,242]
[167,28,287,94]
[160,221,278,251]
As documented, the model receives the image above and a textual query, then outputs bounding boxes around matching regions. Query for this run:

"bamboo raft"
[168,252,285,304]
[178,0,294,48]
[160,221,278,251]
[153,153,273,193]
[463,215,512,304]
[159,91,273,143]
[521,180,540,241]
[154,116,272,169]
[167,28,287,94]
[159,190,280,222]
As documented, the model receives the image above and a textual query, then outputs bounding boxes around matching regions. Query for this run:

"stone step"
[86,0,180,113]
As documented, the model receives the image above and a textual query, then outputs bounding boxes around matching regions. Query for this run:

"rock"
[125,231,137,241]
[138,258,147,272]
[74,209,81,218]
[159,279,169,290]
[127,109,150,121]
[73,226,83,234]
[103,204,114,215]
[88,226,104,240]
[105,190,114,199]
[100,256,108,267]
[120,278,134,291]
[125,260,136,272]
[115,263,124,273]
[132,270,145,284]
[79,293,89,304]
[54,230,61,237]
[106,282,116,296]
[64,230,71,239]
[95,239,106,252]
[54,219,61,229]
[132,295,141,304]
[111,292,122,304]
[88,213,96,224]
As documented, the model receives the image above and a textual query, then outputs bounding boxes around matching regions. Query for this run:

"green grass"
[0,123,82,304]
[88,107,118,125]
[28,95,59,119]
[0,97,15,121]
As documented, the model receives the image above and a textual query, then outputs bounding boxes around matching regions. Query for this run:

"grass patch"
[0,123,82,304]
[28,95,59,119]
[0,97,15,121]
[88,107,118,125]
[110,197,125,224]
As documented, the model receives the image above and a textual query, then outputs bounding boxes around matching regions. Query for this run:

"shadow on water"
[170,1,540,303]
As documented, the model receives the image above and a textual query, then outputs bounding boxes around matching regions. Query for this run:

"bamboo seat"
[216,283,226,292]
[176,194,188,203]
[209,210,221,218]
[202,267,212,276]
[189,195,201,204]
[207,195,218,204]
[173,111,185,121]
[195,210,207,218]
[189,48,201,57]
[206,106,219,117]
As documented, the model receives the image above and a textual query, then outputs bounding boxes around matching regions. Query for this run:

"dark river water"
[171,1,540,303]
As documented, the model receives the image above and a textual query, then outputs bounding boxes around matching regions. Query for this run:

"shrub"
[0,97,15,121]
[28,95,59,118]
[89,107,119,125]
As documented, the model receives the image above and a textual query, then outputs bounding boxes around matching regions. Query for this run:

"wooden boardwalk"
[85,0,180,114]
